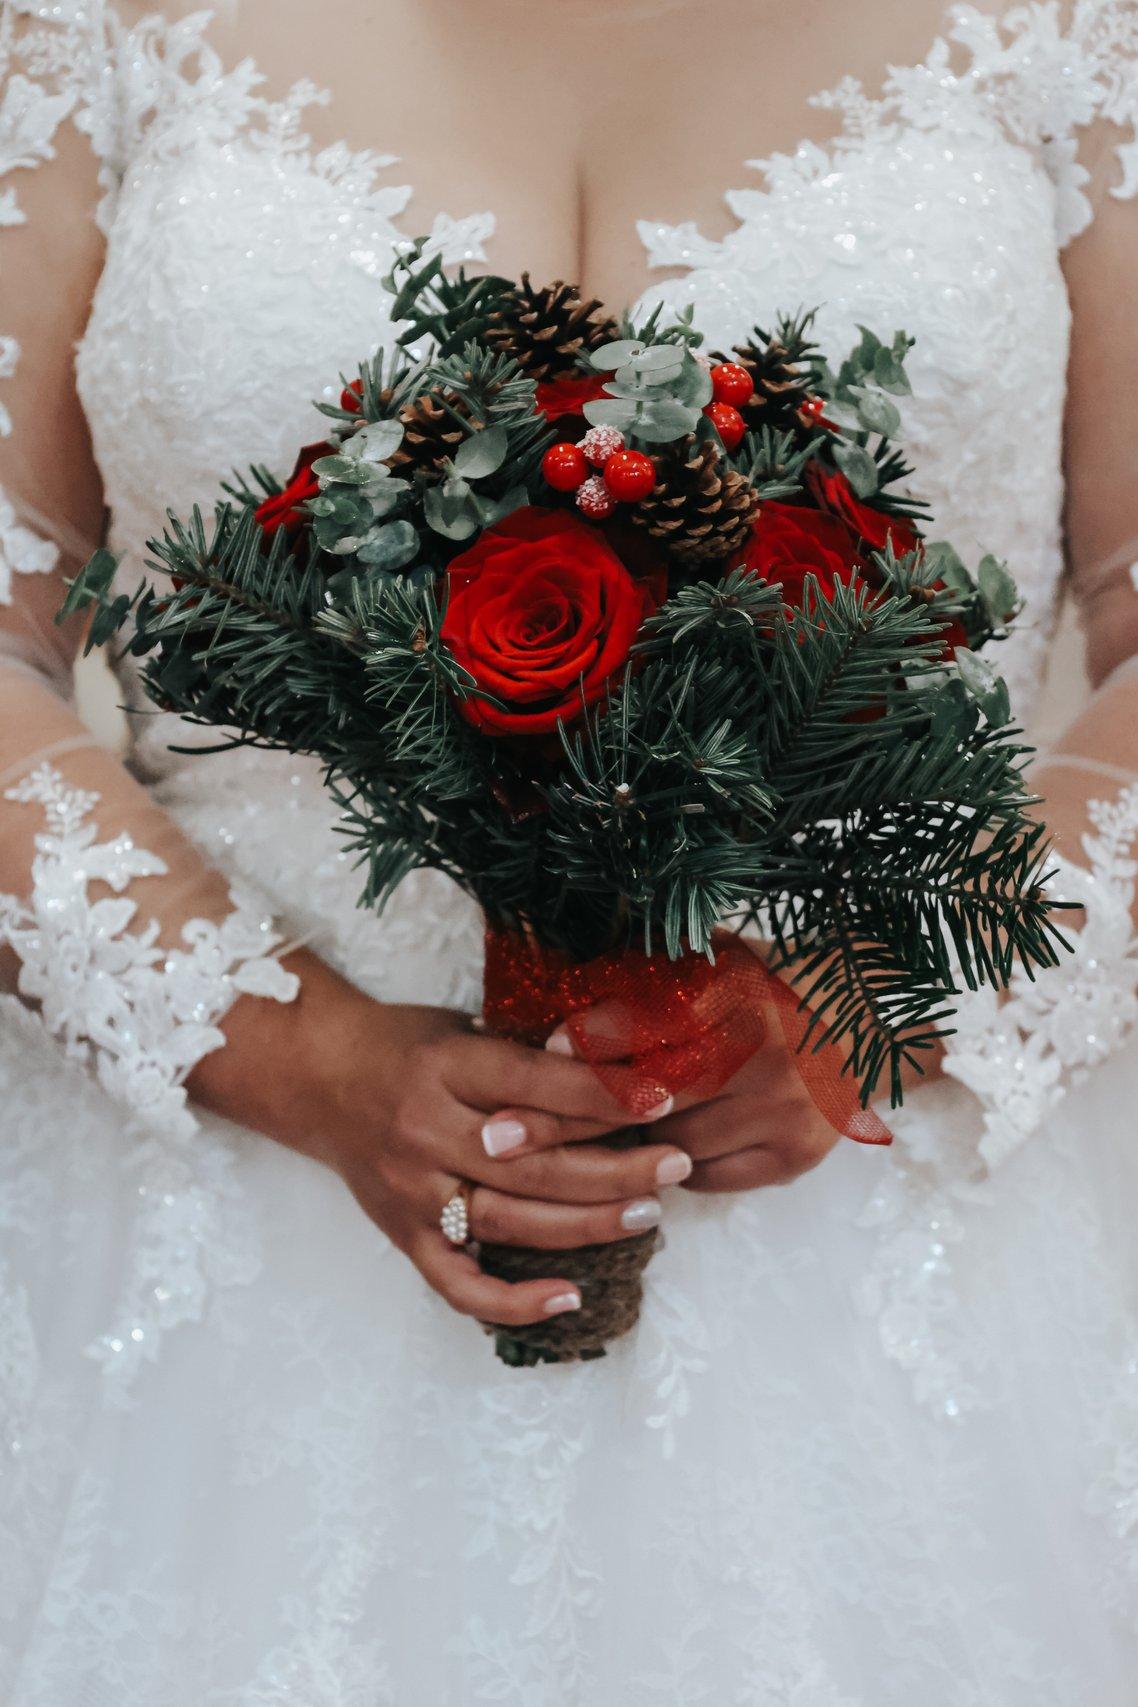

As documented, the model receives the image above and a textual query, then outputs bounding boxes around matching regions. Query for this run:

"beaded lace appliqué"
[0,763,299,1139]
[943,782,1138,1170]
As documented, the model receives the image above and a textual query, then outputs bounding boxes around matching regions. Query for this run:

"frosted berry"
[542,442,589,492]
[710,362,754,408]
[580,423,625,468]
[603,448,657,502]
[703,402,746,451]
[576,475,617,519]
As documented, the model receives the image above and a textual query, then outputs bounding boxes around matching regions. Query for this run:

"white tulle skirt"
[3,748,1137,1706]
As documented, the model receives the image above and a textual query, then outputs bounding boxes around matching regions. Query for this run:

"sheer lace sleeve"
[937,0,1138,1165]
[0,4,299,1142]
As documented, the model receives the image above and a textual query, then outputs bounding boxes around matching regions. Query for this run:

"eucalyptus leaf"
[424,483,479,541]
[582,397,639,430]
[633,399,702,443]
[472,485,528,527]
[630,344,687,376]
[833,440,879,498]
[673,359,715,410]
[978,554,1018,624]
[313,456,374,486]
[590,339,646,370]
[956,647,1011,725]
[356,520,419,570]
[922,540,972,593]
[873,348,912,396]
[853,389,902,436]
[452,423,509,481]
[348,420,406,463]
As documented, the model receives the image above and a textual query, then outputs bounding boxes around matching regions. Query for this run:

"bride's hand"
[188,949,691,1326]
[645,1039,840,1191]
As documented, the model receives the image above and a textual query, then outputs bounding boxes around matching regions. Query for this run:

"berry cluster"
[540,363,755,519]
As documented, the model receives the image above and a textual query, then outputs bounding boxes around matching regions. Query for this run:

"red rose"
[737,502,863,607]
[534,373,610,423]
[441,507,658,737]
[254,442,327,538]
[808,465,920,560]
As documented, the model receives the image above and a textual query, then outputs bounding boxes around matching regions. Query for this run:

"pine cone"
[630,441,759,569]
[384,389,471,479]
[485,275,619,383]
[729,327,815,429]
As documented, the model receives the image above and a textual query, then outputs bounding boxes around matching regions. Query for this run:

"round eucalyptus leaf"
[357,520,419,570]
[630,344,687,376]
[582,397,639,430]
[349,420,406,463]
[833,440,879,497]
[589,339,646,371]
[452,423,509,481]
[313,456,373,486]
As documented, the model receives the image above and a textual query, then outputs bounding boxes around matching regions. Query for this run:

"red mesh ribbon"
[483,927,892,1146]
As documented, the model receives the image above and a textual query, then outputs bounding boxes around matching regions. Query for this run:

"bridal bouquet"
[67,243,1063,1363]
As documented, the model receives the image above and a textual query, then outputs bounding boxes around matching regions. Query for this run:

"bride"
[4,0,1138,1699]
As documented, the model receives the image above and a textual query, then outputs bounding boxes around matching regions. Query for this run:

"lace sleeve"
[0,4,300,1142]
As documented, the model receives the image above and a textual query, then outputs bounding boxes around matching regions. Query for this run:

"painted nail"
[481,1117,527,1158]
[544,1028,574,1055]
[642,1094,675,1123]
[544,1291,582,1316]
[655,1152,693,1187]
[621,1197,662,1233]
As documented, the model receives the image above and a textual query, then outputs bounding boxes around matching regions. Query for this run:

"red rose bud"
[603,449,657,503]
[542,442,590,493]
[533,372,610,422]
[254,442,328,538]
[737,502,863,608]
[808,465,920,562]
[703,401,746,451]
[710,363,755,408]
[440,507,659,737]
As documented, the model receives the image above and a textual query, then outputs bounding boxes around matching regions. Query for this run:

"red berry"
[800,396,827,422]
[542,442,589,492]
[341,378,364,414]
[710,362,754,408]
[603,448,657,502]
[703,402,746,451]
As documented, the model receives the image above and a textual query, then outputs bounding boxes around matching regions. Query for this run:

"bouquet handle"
[478,927,890,1366]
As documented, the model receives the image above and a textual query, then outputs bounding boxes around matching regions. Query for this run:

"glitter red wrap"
[483,928,892,1145]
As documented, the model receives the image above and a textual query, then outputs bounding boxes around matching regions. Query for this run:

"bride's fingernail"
[544,1291,582,1316]
[642,1094,674,1123]
[621,1197,662,1232]
[544,1028,573,1055]
[656,1152,693,1187]
[482,1117,527,1157]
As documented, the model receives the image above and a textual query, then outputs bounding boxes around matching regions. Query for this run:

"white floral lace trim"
[640,0,1138,276]
[0,762,299,1141]
[943,782,1138,1170]
[0,480,58,597]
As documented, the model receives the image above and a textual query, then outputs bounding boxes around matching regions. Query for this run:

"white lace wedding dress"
[5,4,1138,1703]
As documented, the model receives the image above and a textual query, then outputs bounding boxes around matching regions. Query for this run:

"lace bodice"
[1,1,1134,741]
